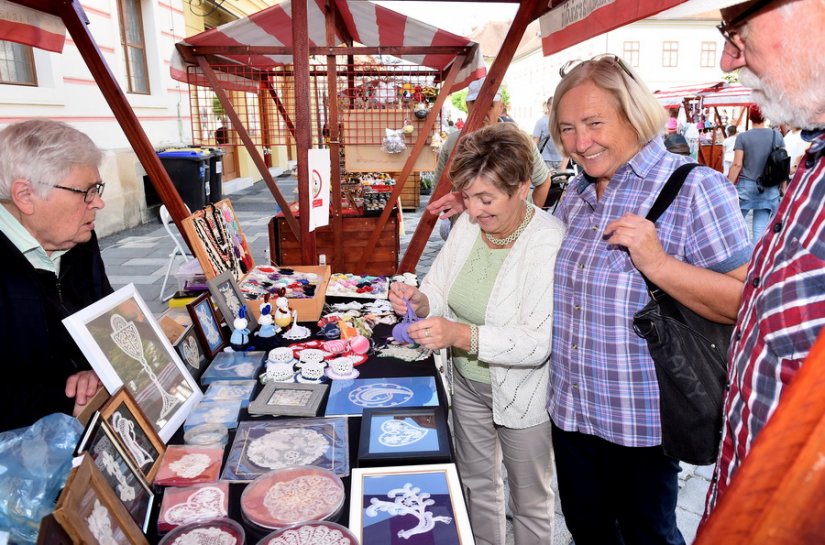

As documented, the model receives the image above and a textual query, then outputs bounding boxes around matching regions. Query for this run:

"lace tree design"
[98,450,136,502]
[110,314,179,420]
[365,483,452,540]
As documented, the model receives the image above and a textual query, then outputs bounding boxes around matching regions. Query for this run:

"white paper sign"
[307,149,331,231]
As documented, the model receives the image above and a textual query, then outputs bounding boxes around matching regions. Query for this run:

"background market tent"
[171,0,487,271]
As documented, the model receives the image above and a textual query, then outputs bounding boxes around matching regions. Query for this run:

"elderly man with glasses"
[0,119,112,432]
[702,0,825,517]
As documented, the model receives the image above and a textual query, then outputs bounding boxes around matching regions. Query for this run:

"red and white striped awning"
[539,0,687,57]
[171,0,485,94]
[0,0,65,52]
[654,82,720,107]
[699,83,753,106]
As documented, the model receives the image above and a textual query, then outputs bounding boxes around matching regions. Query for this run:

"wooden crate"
[396,171,420,210]
[269,213,400,276]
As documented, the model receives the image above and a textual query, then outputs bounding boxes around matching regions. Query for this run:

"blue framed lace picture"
[349,463,473,545]
[221,417,350,482]
[200,351,265,385]
[324,377,439,417]
[358,407,451,467]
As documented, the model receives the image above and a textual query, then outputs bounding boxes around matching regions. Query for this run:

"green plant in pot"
[420,172,434,195]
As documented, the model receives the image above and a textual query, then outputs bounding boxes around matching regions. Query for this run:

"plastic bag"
[0,413,83,544]
[381,128,406,154]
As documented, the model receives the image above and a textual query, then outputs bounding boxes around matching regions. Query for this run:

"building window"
[662,41,679,67]
[117,0,149,94]
[623,41,640,67]
[0,40,36,86]
[700,41,717,68]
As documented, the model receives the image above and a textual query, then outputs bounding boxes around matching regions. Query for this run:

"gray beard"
[740,68,825,129]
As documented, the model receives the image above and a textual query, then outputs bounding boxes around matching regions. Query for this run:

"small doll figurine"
[230,305,251,350]
[255,295,279,338]
[273,287,294,330]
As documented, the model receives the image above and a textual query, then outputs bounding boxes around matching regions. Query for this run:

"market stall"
[170,0,486,275]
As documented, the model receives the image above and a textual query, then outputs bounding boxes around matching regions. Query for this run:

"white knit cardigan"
[420,204,565,429]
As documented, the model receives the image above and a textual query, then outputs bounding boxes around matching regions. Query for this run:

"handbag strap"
[641,162,701,298]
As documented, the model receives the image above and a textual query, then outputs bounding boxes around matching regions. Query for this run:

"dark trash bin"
[156,150,211,212]
[206,147,224,203]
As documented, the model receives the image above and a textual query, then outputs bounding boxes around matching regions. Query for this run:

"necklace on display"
[485,205,534,246]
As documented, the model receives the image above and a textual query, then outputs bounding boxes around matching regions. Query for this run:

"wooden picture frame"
[358,406,451,466]
[181,198,255,281]
[53,454,149,545]
[186,293,226,360]
[62,284,203,442]
[99,386,166,484]
[78,418,155,532]
[174,324,208,380]
[207,270,258,331]
[248,382,328,417]
[349,463,473,545]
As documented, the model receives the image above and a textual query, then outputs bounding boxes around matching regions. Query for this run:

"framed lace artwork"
[200,350,265,385]
[222,417,349,482]
[358,407,451,466]
[207,270,258,332]
[157,481,230,534]
[349,463,473,545]
[247,382,328,417]
[53,454,149,545]
[186,293,226,360]
[173,324,208,380]
[62,284,203,443]
[76,417,155,532]
[324,376,439,417]
[99,386,165,484]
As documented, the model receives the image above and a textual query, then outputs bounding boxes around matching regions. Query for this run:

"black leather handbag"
[633,163,731,466]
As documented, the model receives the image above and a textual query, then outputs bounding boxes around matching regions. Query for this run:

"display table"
[269,213,401,276]
[145,312,450,543]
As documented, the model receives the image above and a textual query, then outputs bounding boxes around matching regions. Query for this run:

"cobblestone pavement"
[98,179,711,545]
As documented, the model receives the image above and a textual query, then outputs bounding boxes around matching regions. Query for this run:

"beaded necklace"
[193,206,238,275]
[485,205,534,246]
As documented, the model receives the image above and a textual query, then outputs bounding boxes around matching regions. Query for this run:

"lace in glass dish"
[258,521,358,545]
[240,466,345,531]
[157,517,244,545]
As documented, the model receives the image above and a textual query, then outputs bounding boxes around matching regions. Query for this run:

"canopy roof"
[654,81,753,107]
[171,0,485,93]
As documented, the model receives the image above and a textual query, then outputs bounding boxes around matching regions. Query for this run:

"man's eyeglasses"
[716,0,777,55]
[559,53,636,82]
[37,181,105,203]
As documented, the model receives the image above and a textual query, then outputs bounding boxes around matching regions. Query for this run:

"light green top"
[448,233,510,384]
[0,204,65,273]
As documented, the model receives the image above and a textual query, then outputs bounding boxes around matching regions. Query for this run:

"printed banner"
[307,149,330,232]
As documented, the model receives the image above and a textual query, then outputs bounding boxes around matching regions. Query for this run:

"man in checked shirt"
[704,0,825,516]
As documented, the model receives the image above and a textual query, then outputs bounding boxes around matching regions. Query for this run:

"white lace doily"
[87,499,118,545]
[247,429,329,469]
[170,527,237,545]
[263,523,355,545]
[164,486,227,525]
[169,453,213,478]
[378,419,429,447]
[282,325,311,340]
[262,475,344,522]
[347,383,414,408]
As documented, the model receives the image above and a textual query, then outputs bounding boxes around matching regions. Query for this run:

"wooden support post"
[60,0,192,246]
[326,0,344,272]
[193,55,301,240]
[399,0,546,273]
[265,83,297,139]
[354,56,464,273]
[292,0,317,264]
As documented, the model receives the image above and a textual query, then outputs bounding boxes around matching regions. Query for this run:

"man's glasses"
[716,0,777,55]
[559,53,636,82]
[37,181,105,203]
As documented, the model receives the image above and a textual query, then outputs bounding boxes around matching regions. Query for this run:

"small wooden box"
[269,214,400,276]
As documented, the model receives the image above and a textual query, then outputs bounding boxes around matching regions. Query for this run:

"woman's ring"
[425,329,430,337]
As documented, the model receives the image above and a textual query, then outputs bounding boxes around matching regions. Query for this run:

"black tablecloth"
[146,315,449,543]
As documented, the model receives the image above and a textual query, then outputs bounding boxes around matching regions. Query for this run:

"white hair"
[0,119,102,200]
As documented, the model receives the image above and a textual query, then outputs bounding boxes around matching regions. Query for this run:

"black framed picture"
[357,406,451,467]
[186,293,226,360]
[174,324,208,380]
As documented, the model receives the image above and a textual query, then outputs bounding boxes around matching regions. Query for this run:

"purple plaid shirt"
[548,138,752,447]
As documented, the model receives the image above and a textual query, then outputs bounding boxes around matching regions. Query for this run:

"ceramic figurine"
[230,305,251,350]
[273,287,294,330]
[255,295,279,338]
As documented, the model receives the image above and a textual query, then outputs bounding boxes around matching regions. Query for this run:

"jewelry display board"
[181,199,254,281]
